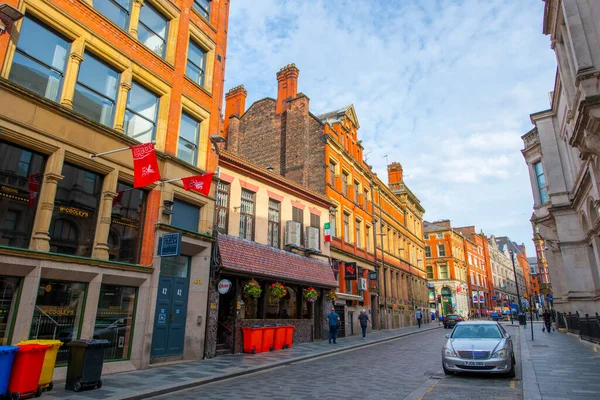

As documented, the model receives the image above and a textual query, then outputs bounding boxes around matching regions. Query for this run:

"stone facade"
[521,0,600,315]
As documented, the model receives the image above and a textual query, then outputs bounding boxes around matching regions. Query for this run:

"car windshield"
[451,324,503,339]
[447,315,459,319]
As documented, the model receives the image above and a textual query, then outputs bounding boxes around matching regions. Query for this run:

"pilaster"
[113,68,133,133]
[92,170,119,260]
[128,0,145,39]
[60,39,85,109]
[29,149,65,252]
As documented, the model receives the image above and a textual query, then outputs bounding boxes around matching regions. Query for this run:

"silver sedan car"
[441,321,515,378]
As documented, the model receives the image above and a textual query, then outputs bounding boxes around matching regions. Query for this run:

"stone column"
[92,170,119,260]
[128,0,145,39]
[80,274,102,338]
[60,38,85,109]
[113,68,133,133]
[29,149,64,252]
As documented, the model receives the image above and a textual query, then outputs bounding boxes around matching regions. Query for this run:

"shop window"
[95,0,131,30]
[8,16,69,102]
[94,284,136,360]
[215,182,230,234]
[193,0,211,19]
[49,164,103,257]
[267,199,280,248]
[171,198,200,232]
[73,52,120,127]
[0,276,20,345]
[30,279,87,364]
[124,82,159,143]
[186,41,207,87]
[138,3,168,57]
[0,141,46,249]
[108,182,146,263]
[239,189,255,241]
[178,113,200,166]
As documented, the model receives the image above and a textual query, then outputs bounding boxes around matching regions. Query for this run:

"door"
[151,256,190,358]
[334,304,345,337]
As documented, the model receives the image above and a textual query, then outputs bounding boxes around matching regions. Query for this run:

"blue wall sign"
[158,232,182,257]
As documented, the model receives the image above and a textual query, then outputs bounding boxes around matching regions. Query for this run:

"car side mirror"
[506,334,511,339]
[445,334,450,339]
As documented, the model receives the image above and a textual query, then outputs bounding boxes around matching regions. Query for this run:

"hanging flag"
[181,173,214,196]
[112,190,124,206]
[324,222,331,242]
[27,173,40,208]
[130,143,161,188]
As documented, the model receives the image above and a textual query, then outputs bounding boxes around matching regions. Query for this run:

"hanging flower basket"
[243,279,262,299]
[326,290,338,302]
[304,287,318,303]
[269,282,287,301]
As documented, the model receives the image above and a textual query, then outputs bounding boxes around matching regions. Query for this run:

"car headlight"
[492,349,509,358]
[443,348,457,357]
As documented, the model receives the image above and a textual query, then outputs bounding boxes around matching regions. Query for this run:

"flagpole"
[162,177,182,184]
[90,140,156,159]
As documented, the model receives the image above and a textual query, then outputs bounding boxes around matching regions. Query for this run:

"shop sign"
[479,295,485,303]
[428,291,435,302]
[426,283,434,289]
[473,295,478,303]
[491,296,497,301]
[59,206,89,218]
[368,271,378,281]
[158,232,182,257]
[344,262,357,280]
[218,279,232,294]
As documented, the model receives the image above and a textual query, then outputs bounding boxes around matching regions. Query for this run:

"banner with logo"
[182,173,214,196]
[344,262,357,280]
[130,143,161,188]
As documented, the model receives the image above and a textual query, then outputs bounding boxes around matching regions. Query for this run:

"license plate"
[465,361,485,366]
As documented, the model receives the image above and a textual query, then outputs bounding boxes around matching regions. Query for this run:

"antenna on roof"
[364,150,372,162]
[383,155,389,164]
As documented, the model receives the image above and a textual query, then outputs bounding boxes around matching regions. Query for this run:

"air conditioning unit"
[285,221,302,247]
[358,278,367,292]
[305,226,320,251]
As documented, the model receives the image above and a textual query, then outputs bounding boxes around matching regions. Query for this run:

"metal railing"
[557,311,600,345]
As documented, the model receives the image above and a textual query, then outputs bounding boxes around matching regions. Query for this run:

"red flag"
[181,173,214,196]
[130,143,161,188]
[27,173,40,208]
[112,190,124,206]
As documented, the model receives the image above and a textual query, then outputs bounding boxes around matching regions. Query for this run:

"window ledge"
[189,8,217,33]
[184,75,213,97]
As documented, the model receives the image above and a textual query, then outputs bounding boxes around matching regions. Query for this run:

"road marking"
[510,379,515,389]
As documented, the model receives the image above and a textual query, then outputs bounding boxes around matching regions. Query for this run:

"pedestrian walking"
[327,307,341,344]
[542,308,552,333]
[416,309,422,328]
[358,310,370,340]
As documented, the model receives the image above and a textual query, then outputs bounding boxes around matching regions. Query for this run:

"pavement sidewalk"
[520,321,600,400]
[44,323,441,400]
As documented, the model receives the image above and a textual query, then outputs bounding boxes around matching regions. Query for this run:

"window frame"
[124,81,160,142]
[343,212,350,243]
[137,2,169,58]
[192,0,211,20]
[267,199,281,248]
[534,161,549,204]
[425,245,431,258]
[186,40,207,87]
[95,0,132,31]
[178,113,201,166]
[355,218,362,249]
[239,189,255,241]
[215,181,230,234]
[437,244,446,257]
[342,171,349,196]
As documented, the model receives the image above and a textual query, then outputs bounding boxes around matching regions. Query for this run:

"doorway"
[151,256,190,358]
[216,281,235,353]
[334,304,345,337]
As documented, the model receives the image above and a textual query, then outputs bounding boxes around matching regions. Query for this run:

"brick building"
[455,226,491,316]
[0,0,229,373]
[221,65,428,335]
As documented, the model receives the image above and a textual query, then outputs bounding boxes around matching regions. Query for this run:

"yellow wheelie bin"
[17,340,63,392]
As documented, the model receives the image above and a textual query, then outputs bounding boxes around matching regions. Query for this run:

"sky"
[224,0,556,255]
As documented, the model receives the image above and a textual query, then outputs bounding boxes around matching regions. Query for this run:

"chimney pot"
[224,84,247,135]
[276,63,300,113]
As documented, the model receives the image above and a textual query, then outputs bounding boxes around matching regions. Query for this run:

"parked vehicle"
[490,312,502,321]
[441,321,515,378]
[443,314,462,329]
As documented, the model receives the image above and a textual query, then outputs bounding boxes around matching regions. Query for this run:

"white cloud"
[225,0,556,253]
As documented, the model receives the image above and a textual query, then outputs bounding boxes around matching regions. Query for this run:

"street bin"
[8,343,51,399]
[242,326,263,354]
[0,346,18,398]
[273,325,287,351]
[518,313,527,326]
[283,326,295,349]
[17,340,63,392]
[261,325,276,352]
[65,339,109,392]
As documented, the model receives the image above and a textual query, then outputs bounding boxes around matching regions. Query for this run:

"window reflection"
[138,3,168,57]
[124,82,159,143]
[94,285,136,360]
[95,0,131,31]
[108,182,145,263]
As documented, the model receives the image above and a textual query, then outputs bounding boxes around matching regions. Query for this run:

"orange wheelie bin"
[8,343,51,400]
[273,325,287,351]
[261,325,276,352]
[242,326,263,354]
[284,325,295,349]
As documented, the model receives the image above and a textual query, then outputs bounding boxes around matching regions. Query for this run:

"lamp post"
[509,250,523,316]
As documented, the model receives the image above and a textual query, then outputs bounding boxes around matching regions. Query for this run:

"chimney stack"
[387,162,403,190]
[224,85,247,135]
[276,63,299,113]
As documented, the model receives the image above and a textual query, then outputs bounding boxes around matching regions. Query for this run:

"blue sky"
[224,0,556,254]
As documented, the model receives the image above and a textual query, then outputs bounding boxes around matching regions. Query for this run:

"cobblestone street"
[156,326,522,400]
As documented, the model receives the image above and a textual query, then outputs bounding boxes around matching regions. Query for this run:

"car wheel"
[507,364,516,378]
[443,365,453,375]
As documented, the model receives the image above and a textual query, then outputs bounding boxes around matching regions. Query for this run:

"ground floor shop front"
[0,227,213,376]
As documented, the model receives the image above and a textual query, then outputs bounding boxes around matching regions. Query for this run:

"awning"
[218,234,337,287]
[335,292,363,301]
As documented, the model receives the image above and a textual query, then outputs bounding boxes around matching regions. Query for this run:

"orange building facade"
[456,226,491,316]
[0,0,229,373]
[223,65,428,336]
